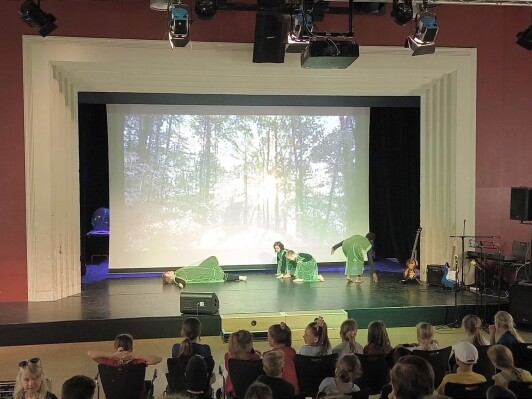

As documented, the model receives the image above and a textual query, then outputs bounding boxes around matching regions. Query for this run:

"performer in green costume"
[286,250,324,283]
[331,233,376,283]
[162,256,247,288]
[273,241,289,278]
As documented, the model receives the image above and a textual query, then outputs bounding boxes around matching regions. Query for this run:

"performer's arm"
[331,241,343,255]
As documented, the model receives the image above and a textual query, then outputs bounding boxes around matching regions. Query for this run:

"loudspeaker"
[510,187,532,221]
[252,12,285,63]
[509,283,532,326]
[180,292,219,315]
[426,264,444,286]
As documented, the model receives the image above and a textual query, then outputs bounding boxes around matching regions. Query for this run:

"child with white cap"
[436,341,486,395]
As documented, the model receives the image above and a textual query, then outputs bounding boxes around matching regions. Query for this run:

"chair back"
[444,380,493,399]
[353,354,390,395]
[351,388,371,399]
[510,343,532,373]
[166,357,190,394]
[508,381,532,399]
[228,358,265,398]
[472,345,496,380]
[98,363,147,399]
[294,353,338,398]
[0,381,15,399]
[412,346,452,387]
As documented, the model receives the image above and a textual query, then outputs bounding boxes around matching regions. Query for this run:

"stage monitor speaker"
[509,283,532,326]
[180,292,219,315]
[426,264,444,286]
[510,187,532,221]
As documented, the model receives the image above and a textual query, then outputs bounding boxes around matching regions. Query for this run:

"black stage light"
[391,0,413,26]
[19,0,57,37]
[195,0,217,20]
[516,25,532,51]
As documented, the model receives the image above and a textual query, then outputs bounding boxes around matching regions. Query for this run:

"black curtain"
[79,104,109,270]
[369,107,420,264]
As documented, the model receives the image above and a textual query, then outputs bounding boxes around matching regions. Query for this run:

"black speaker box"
[426,264,444,286]
[509,283,532,326]
[510,187,532,221]
[180,292,219,315]
[252,12,285,63]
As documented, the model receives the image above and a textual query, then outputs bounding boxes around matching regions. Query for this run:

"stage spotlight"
[405,12,438,56]
[516,25,532,51]
[286,11,313,53]
[391,0,413,26]
[19,0,57,37]
[168,5,190,48]
[195,0,217,20]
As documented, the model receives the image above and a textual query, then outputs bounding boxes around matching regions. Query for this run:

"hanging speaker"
[509,283,532,326]
[510,187,532,221]
[180,292,219,315]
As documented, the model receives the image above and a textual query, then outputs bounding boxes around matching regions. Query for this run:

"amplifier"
[426,264,444,286]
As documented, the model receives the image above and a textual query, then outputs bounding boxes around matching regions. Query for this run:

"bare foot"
[293,278,303,283]
[318,275,325,282]
[346,276,354,282]
[372,273,379,283]
[282,273,292,279]
[355,277,363,283]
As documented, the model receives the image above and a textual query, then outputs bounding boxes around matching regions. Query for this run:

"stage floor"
[0,261,506,346]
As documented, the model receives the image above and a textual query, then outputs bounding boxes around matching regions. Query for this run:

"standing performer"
[274,241,288,278]
[331,233,376,283]
[286,250,325,282]
[162,256,247,288]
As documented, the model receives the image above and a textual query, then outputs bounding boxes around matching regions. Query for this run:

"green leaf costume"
[290,252,320,282]
[276,249,288,274]
[342,235,372,276]
[173,256,226,284]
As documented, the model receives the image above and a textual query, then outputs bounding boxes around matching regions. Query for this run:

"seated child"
[333,319,364,356]
[257,351,295,399]
[318,353,362,395]
[488,344,532,388]
[300,317,332,356]
[224,329,261,397]
[263,322,299,393]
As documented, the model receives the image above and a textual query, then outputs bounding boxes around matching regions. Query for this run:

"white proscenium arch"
[23,37,476,301]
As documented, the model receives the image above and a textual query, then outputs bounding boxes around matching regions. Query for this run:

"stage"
[0,261,506,346]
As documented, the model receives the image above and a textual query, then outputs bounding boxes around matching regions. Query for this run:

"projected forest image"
[121,112,364,256]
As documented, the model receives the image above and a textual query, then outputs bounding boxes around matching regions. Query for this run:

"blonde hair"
[488,344,515,369]
[494,311,525,343]
[229,330,254,359]
[14,362,50,399]
[335,354,362,383]
[339,319,359,353]
[416,322,439,351]
[262,351,284,377]
[462,314,485,347]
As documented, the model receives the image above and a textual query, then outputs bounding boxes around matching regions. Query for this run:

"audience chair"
[166,357,189,394]
[510,343,532,373]
[508,381,532,399]
[0,381,15,399]
[444,380,493,399]
[351,388,371,398]
[98,363,149,399]
[472,345,496,380]
[353,354,390,395]
[294,353,338,398]
[227,358,265,398]
[412,346,452,388]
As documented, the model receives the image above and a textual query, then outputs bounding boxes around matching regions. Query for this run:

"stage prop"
[180,292,219,315]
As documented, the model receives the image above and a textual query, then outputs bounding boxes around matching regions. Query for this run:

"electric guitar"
[404,227,422,280]
[441,240,458,288]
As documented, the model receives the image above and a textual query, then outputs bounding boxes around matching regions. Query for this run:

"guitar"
[404,227,422,280]
[441,240,458,288]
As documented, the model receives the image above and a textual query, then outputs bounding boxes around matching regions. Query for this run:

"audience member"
[405,322,439,351]
[461,314,489,346]
[172,317,212,359]
[300,317,332,356]
[486,385,517,399]
[14,358,58,399]
[263,323,298,393]
[436,341,486,395]
[389,355,435,399]
[489,311,525,346]
[257,351,295,398]
[488,344,532,388]
[244,382,273,399]
[61,375,96,399]
[185,355,210,398]
[332,319,364,355]
[87,333,162,365]
[318,353,362,395]
[224,329,261,397]
[364,320,393,355]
